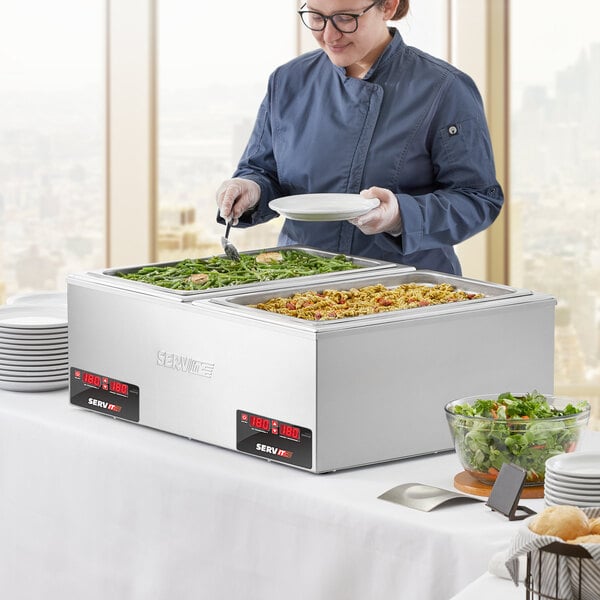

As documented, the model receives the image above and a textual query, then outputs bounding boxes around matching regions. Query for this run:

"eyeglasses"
[297,2,378,34]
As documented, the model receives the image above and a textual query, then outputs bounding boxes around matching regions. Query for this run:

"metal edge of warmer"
[202,270,536,330]
[79,246,413,301]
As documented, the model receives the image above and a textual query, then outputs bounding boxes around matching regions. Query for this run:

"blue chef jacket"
[231,29,503,275]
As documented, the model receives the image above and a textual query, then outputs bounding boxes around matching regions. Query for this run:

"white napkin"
[488,549,526,581]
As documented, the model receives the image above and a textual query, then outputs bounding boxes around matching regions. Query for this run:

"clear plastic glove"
[348,186,402,236]
[216,178,261,225]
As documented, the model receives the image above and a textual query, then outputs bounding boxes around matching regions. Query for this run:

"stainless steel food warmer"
[68,255,556,473]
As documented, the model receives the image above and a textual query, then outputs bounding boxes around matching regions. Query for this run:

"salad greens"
[448,391,589,484]
[115,249,360,290]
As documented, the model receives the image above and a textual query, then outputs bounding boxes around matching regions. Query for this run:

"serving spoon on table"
[221,219,241,261]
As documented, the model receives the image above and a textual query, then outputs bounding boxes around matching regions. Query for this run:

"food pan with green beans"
[114,249,361,291]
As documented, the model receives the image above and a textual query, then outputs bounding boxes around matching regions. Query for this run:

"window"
[509,0,600,415]
[0,1,105,302]
[395,0,448,59]
[157,1,296,261]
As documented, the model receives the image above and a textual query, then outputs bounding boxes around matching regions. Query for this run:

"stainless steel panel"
[82,246,412,302]
[312,294,556,471]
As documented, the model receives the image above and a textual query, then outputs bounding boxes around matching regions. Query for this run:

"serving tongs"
[221,219,241,261]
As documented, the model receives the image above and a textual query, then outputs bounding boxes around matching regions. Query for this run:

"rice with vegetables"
[251,282,483,321]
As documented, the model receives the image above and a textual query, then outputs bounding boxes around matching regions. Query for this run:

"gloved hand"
[216,178,261,225]
[348,186,402,236]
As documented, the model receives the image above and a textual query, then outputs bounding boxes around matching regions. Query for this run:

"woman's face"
[305,0,397,77]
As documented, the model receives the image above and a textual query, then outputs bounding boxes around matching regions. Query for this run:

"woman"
[216,0,503,275]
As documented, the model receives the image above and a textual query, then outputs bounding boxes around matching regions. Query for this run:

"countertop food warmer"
[68,257,556,473]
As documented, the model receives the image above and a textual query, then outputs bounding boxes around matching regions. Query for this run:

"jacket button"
[448,125,458,135]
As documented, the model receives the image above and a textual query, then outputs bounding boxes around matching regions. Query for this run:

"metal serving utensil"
[221,219,241,261]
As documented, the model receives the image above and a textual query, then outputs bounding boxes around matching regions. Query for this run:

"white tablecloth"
[450,572,522,599]
[1,389,598,600]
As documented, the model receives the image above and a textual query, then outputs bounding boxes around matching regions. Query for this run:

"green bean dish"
[115,249,361,291]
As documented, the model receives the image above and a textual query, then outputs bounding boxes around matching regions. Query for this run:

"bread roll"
[589,517,600,535]
[529,505,590,540]
[567,534,600,544]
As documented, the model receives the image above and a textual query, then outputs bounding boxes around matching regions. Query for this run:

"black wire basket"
[525,541,594,600]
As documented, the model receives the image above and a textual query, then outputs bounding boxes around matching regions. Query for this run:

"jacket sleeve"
[382,71,504,255]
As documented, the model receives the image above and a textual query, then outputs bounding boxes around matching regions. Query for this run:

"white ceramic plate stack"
[544,452,600,507]
[0,304,69,392]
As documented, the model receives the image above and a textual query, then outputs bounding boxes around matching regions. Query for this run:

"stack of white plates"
[544,452,600,507]
[0,304,68,392]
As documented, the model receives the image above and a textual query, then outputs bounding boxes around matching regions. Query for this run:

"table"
[450,572,522,600]
[1,389,598,600]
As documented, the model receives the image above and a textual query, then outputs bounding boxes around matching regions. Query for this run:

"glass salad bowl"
[445,391,590,486]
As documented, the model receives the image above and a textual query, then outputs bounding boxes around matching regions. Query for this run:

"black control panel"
[70,367,139,422]
[236,410,312,469]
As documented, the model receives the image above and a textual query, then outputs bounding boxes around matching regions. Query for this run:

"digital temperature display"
[243,412,301,442]
[82,371,101,388]
[109,379,129,397]
[279,423,300,441]
[78,370,129,398]
[249,415,270,432]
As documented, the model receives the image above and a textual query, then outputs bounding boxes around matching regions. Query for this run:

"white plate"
[0,327,67,336]
[544,482,600,496]
[0,371,68,380]
[544,481,600,500]
[544,489,600,508]
[268,194,380,222]
[0,360,69,375]
[0,354,69,369]
[6,291,67,306]
[0,369,68,380]
[545,471,600,487]
[0,379,68,392]
[0,331,68,342]
[0,345,68,356]
[0,305,67,329]
[0,341,69,354]
[0,349,68,359]
[546,452,600,478]
[0,362,69,373]
[0,371,69,381]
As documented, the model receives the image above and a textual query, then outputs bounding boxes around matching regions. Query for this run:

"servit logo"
[255,443,294,459]
[88,397,122,413]
[156,350,215,379]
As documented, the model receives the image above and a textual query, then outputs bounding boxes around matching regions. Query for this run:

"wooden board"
[454,470,545,499]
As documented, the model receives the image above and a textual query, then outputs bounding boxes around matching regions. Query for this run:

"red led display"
[249,415,271,432]
[243,412,302,442]
[109,379,129,397]
[280,423,300,441]
[82,372,101,388]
